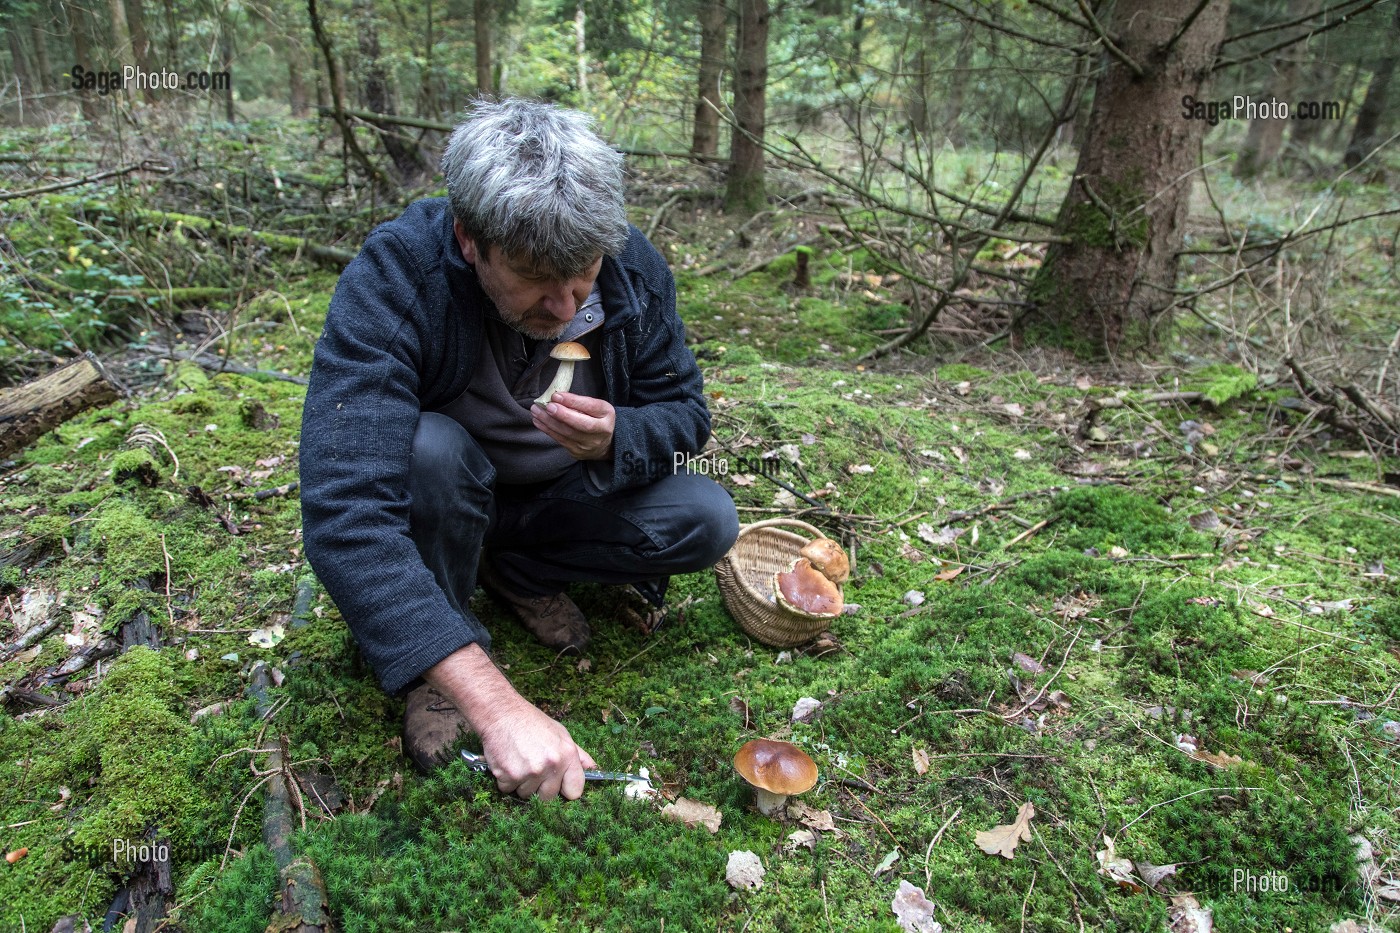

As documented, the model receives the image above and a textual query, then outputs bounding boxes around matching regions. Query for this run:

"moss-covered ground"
[2,149,1398,933]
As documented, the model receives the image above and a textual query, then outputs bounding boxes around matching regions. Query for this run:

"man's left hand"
[532,392,615,461]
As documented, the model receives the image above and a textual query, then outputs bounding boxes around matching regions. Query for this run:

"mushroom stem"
[754,788,788,816]
[535,361,575,407]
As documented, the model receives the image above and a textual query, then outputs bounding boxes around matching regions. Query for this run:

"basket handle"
[738,517,830,541]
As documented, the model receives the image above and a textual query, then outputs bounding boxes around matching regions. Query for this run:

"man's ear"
[453,220,479,265]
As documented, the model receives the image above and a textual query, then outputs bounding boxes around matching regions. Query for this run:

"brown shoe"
[403,683,471,773]
[478,559,591,654]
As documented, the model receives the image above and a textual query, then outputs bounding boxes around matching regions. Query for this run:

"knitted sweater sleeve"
[299,229,489,694]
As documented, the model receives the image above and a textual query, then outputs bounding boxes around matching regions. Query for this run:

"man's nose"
[540,282,578,321]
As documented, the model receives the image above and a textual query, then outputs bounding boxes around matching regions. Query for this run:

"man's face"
[455,222,602,341]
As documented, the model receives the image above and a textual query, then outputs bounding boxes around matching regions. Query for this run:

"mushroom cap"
[774,558,843,618]
[550,340,591,361]
[799,537,850,584]
[733,739,818,795]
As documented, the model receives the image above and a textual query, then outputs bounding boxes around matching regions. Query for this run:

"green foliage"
[1192,364,1259,407]
[1052,485,1206,553]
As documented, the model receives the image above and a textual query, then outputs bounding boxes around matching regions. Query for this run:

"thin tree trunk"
[126,0,153,96]
[108,0,136,72]
[219,13,235,122]
[474,0,493,95]
[421,0,436,115]
[575,1,588,100]
[288,47,309,116]
[68,4,103,122]
[357,0,425,181]
[1343,5,1400,169]
[1026,0,1232,355]
[307,0,391,188]
[1237,0,1314,177]
[6,29,35,122]
[31,15,55,94]
[941,21,974,144]
[692,0,726,156]
[725,0,769,215]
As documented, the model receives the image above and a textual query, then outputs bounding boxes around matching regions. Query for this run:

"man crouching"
[299,98,739,801]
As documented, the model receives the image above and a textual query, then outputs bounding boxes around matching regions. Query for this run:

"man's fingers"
[579,748,598,771]
[552,392,612,416]
[561,756,586,800]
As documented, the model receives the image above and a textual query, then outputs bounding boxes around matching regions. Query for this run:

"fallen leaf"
[848,463,876,474]
[785,829,817,852]
[891,880,943,932]
[1014,449,1032,460]
[773,489,798,508]
[732,474,756,487]
[9,586,58,634]
[903,590,925,607]
[191,702,228,723]
[13,644,41,663]
[1135,860,1178,889]
[1011,652,1045,674]
[1167,894,1212,932]
[874,849,901,875]
[792,696,822,722]
[1003,403,1024,417]
[1096,837,1142,892]
[912,747,930,775]
[789,801,838,833]
[661,798,723,834]
[975,801,1035,859]
[1188,511,1222,532]
[247,624,285,648]
[1192,748,1244,769]
[932,563,964,582]
[725,850,764,890]
[917,524,965,548]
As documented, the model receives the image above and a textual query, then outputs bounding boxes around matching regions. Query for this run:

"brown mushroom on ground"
[774,558,843,618]
[734,739,819,816]
[534,341,591,406]
[799,537,850,584]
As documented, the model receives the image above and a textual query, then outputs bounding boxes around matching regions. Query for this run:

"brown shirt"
[433,287,605,485]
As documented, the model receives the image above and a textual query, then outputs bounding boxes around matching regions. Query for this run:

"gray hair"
[442,98,628,279]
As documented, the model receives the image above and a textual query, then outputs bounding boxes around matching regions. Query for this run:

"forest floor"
[1,132,1399,933]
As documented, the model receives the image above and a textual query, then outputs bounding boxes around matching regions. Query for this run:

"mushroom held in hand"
[774,558,843,618]
[534,341,591,406]
[734,739,818,816]
[799,537,850,584]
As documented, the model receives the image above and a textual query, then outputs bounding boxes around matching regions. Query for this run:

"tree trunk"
[218,10,235,121]
[108,0,136,72]
[68,4,103,122]
[725,0,769,215]
[126,0,153,98]
[6,29,35,122]
[357,0,425,181]
[289,47,309,116]
[1237,0,1314,177]
[691,0,726,156]
[0,354,126,458]
[941,21,974,144]
[30,15,55,94]
[474,0,493,95]
[1343,5,1400,169]
[1025,0,1232,355]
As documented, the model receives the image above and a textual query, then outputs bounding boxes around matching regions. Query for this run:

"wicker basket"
[714,518,843,647]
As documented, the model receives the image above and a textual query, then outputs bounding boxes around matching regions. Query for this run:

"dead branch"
[0,161,172,202]
[0,352,128,459]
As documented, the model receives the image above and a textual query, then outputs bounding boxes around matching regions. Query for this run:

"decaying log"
[0,352,127,458]
[247,663,336,933]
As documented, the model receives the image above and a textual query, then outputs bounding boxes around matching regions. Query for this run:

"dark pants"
[407,413,739,619]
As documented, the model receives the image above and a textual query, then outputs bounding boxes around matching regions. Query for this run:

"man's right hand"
[477,697,598,800]
[425,642,596,801]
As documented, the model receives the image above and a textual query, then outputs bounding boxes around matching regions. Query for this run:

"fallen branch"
[0,160,171,202]
[0,352,128,458]
[145,344,308,386]
[124,208,357,269]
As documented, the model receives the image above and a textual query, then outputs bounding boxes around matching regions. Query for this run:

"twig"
[160,534,175,630]
[924,806,962,889]
[1006,518,1052,548]
[1000,627,1082,721]
[0,161,171,202]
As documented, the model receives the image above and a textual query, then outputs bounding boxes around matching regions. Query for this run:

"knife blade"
[459,748,648,784]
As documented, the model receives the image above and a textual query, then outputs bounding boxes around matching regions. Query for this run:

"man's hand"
[426,643,597,801]
[532,392,614,461]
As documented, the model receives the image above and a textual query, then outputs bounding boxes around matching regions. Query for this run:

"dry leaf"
[1096,837,1141,892]
[785,830,817,852]
[912,747,930,775]
[891,880,943,933]
[1192,748,1245,769]
[792,697,822,722]
[1167,894,1212,932]
[789,801,838,833]
[874,850,901,875]
[247,624,285,648]
[903,590,926,607]
[725,850,764,890]
[1011,652,1045,674]
[932,563,964,582]
[1136,860,1178,890]
[661,798,722,834]
[975,801,1035,859]
[732,474,756,487]
[917,524,965,548]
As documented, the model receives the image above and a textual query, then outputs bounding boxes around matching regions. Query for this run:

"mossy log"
[247,663,336,933]
[129,208,356,269]
[0,352,127,458]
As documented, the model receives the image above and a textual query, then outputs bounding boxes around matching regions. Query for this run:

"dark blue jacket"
[299,198,709,694]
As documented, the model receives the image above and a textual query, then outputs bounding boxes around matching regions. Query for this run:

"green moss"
[1052,485,1206,554]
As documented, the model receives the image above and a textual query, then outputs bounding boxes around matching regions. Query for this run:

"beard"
[499,306,569,341]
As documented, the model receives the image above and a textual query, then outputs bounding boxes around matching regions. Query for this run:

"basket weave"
[714,518,843,647]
